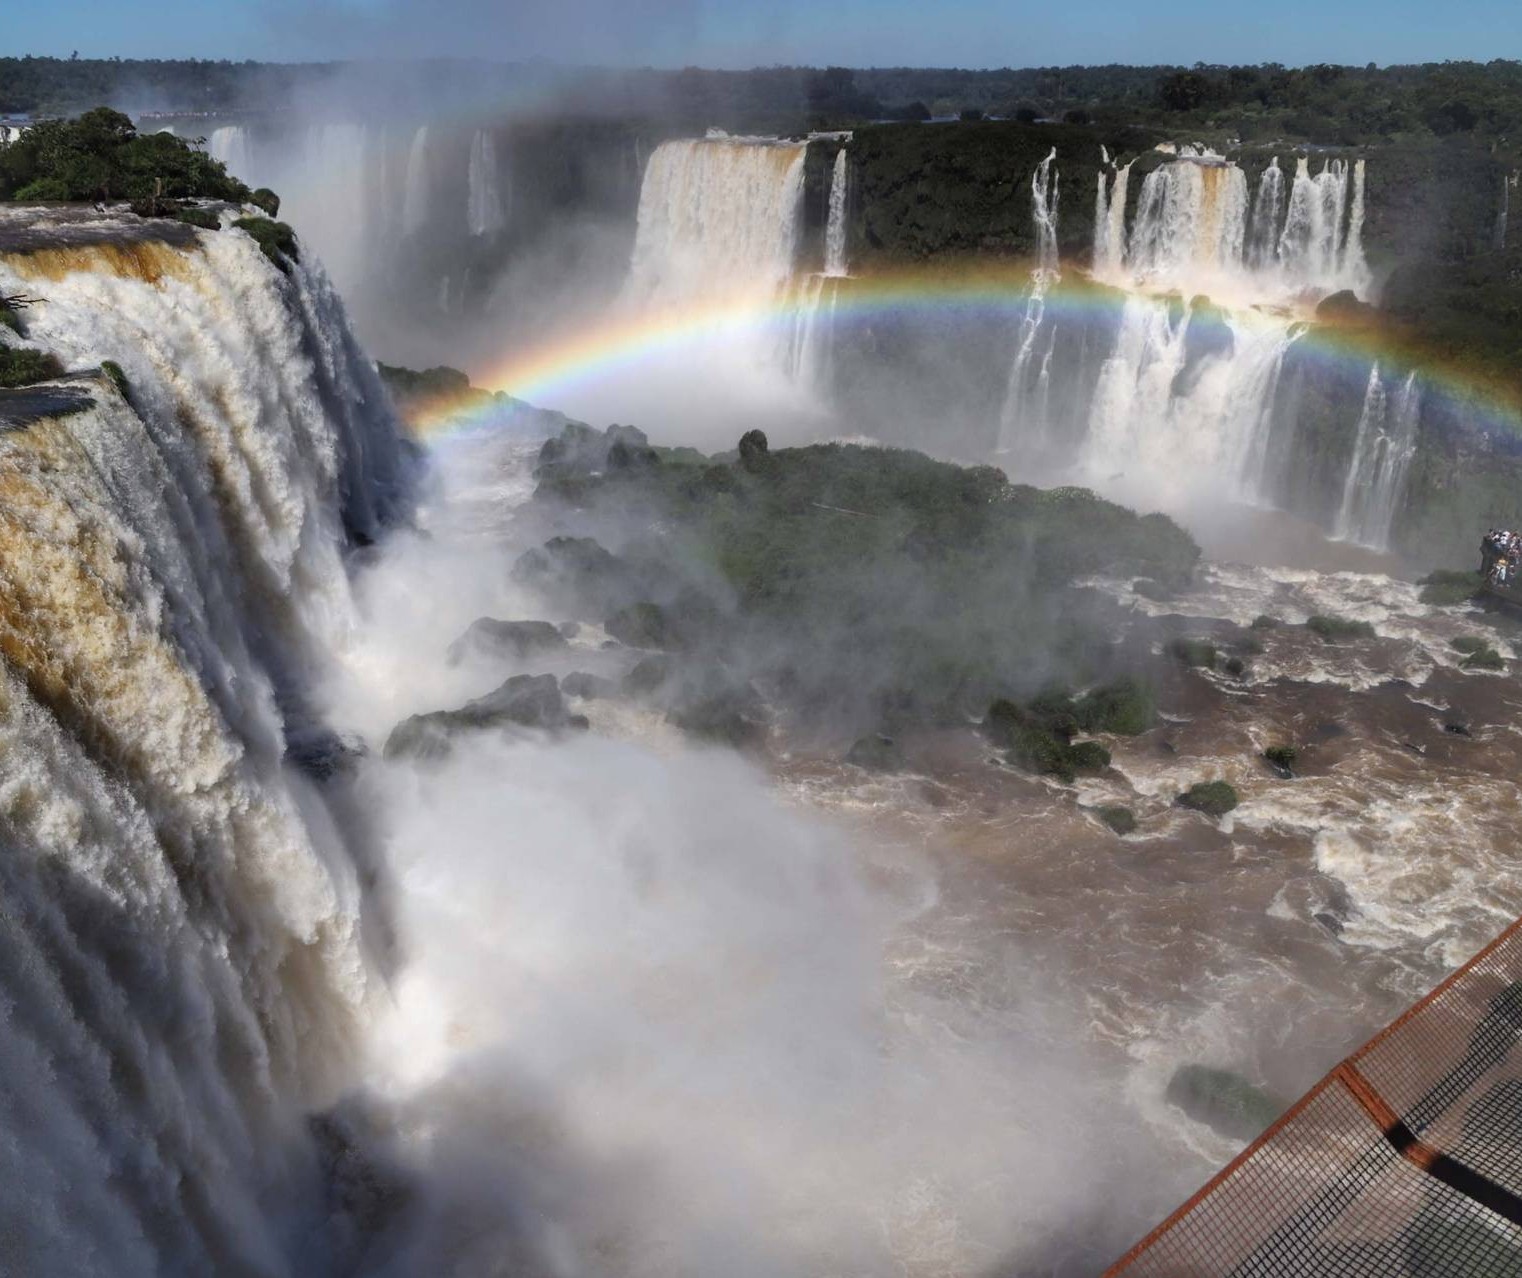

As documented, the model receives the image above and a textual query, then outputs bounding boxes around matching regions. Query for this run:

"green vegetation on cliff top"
[0,108,256,205]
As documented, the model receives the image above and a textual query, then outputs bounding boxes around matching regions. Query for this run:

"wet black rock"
[512,536,638,615]
[667,683,769,750]
[604,601,677,650]
[738,428,769,472]
[384,674,578,760]
[1263,744,1297,777]
[1167,637,1218,669]
[845,733,904,771]
[448,617,569,664]
[561,671,619,701]
[1165,1065,1282,1143]
[1313,911,1345,937]
[623,654,674,696]
[286,728,368,782]
[1445,721,1474,737]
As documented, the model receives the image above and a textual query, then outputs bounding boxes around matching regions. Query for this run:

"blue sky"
[8,0,1521,68]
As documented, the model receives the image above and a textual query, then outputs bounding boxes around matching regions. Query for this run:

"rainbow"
[406,262,1522,444]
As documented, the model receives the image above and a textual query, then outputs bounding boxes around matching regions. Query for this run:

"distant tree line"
[1,55,1518,148]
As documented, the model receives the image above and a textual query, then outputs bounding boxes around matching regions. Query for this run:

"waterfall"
[1093,158,1132,277]
[208,123,251,180]
[1030,146,1061,274]
[1498,172,1518,250]
[1124,158,1249,287]
[1077,295,1293,504]
[401,125,431,237]
[1278,157,1368,293]
[467,129,506,238]
[1336,367,1421,549]
[1248,158,1285,270]
[626,137,808,306]
[997,149,1062,455]
[0,215,409,1271]
[823,148,850,278]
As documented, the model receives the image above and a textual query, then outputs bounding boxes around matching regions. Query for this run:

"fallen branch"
[1,292,40,311]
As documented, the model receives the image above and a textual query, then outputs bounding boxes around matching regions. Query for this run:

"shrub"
[1223,656,1246,678]
[1177,780,1239,817]
[250,187,280,216]
[100,359,129,398]
[1168,637,1218,668]
[1461,646,1505,670]
[1097,805,1137,835]
[1420,569,1482,606]
[1250,614,1280,630]
[13,177,72,201]
[0,346,64,388]
[1305,614,1376,641]
[1263,744,1297,774]
[175,206,220,230]
[0,306,21,335]
[232,216,299,271]
[1074,676,1156,736]
[1068,740,1112,771]
[1451,635,1489,654]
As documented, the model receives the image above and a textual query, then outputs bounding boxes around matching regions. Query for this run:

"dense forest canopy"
[1,55,1519,149]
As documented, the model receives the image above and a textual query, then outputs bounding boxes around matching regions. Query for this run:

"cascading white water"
[823,148,850,278]
[1125,158,1249,290]
[1498,171,1519,250]
[209,123,252,181]
[1052,150,1380,518]
[1247,158,1285,270]
[1335,367,1421,550]
[0,214,408,1273]
[1077,295,1293,506]
[1093,158,1132,276]
[467,129,506,238]
[997,149,1061,454]
[626,137,808,306]
[401,126,431,237]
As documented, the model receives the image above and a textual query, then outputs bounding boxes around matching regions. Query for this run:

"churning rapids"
[0,147,1519,1276]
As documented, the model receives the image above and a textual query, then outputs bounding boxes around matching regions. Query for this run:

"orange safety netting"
[1105,918,1522,1277]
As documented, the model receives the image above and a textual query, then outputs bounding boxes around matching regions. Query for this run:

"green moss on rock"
[1461,646,1505,670]
[1073,676,1156,736]
[1177,779,1240,817]
[100,359,129,398]
[232,216,299,272]
[1168,637,1218,668]
[1305,614,1376,641]
[1420,569,1483,606]
[1097,805,1137,835]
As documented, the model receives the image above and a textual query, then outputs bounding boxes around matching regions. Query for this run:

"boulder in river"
[561,671,619,701]
[1165,1064,1282,1143]
[845,734,904,771]
[448,618,568,664]
[1176,780,1239,817]
[383,674,579,760]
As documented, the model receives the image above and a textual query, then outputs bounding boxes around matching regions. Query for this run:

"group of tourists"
[1482,529,1522,586]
